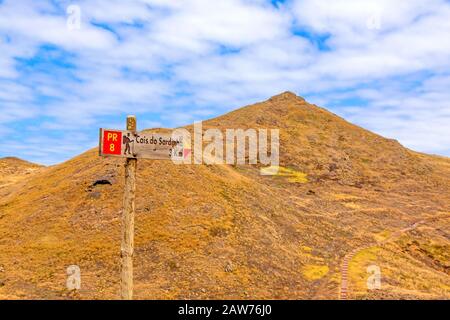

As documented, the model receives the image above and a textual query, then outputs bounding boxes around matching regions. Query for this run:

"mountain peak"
[0,156,42,188]
[1,93,449,300]
[0,156,41,166]
[269,91,305,102]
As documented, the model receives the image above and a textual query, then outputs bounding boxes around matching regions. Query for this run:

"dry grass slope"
[0,92,449,300]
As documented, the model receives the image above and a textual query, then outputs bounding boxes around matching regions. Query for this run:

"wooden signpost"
[99,116,188,300]
[99,129,185,160]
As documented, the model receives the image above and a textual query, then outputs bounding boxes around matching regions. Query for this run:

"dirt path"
[339,214,449,300]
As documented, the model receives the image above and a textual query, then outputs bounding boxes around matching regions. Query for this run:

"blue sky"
[0,0,449,165]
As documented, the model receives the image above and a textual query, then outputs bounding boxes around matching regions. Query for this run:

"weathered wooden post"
[98,116,186,300]
[121,115,136,300]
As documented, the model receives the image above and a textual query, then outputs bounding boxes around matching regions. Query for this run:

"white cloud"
[0,0,449,164]
[0,1,116,51]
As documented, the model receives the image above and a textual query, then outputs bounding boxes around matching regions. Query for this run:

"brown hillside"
[0,157,42,189]
[0,92,449,300]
